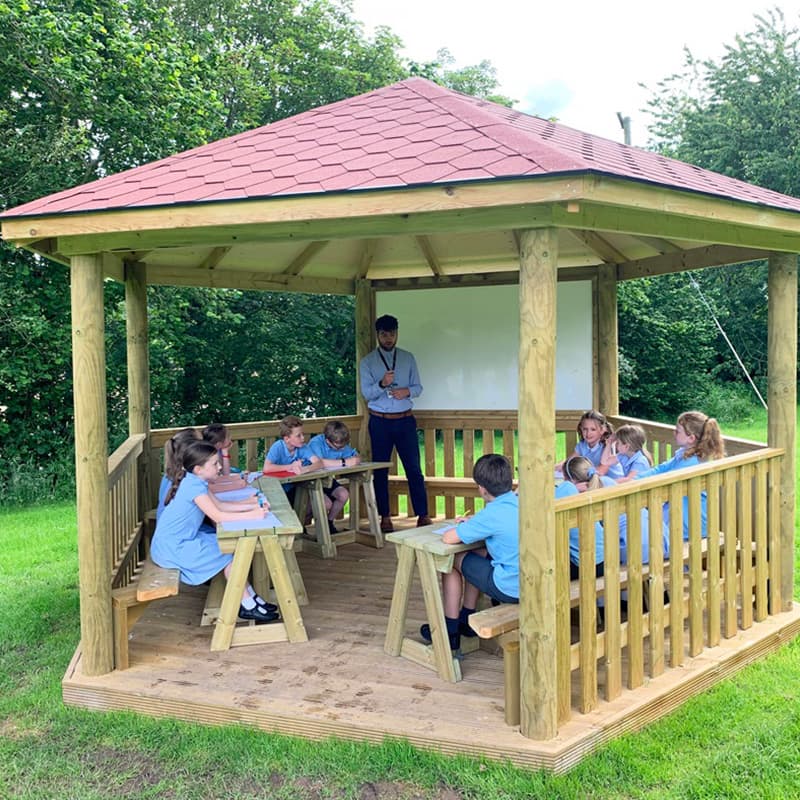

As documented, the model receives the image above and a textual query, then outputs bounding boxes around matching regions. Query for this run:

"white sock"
[241,595,256,610]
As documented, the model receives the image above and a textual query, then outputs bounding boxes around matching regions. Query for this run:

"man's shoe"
[328,518,339,535]
[416,515,433,527]
[380,516,394,533]
[238,604,280,624]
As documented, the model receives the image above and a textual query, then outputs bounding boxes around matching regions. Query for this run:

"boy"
[307,420,361,534]
[263,415,323,506]
[420,454,519,652]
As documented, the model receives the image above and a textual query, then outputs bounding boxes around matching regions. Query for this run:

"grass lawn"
[2,412,800,798]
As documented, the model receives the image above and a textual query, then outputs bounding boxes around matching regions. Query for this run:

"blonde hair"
[614,424,654,466]
[563,456,603,491]
[677,410,725,461]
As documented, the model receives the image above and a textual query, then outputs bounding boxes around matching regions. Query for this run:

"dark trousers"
[368,414,428,517]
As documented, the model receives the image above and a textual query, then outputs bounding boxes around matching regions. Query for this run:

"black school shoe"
[253,594,278,613]
[419,623,462,652]
[239,604,280,624]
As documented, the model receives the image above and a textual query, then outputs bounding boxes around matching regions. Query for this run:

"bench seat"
[111,558,180,669]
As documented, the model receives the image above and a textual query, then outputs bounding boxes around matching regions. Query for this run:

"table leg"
[200,572,226,626]
[251,546,270,599]
[310,480,336,558]
[260,535,308,642]
[210,536,255,651]
[283,547,309,605]
[417,550,461,682]
[360,472,384,548]
[384,543,416,656]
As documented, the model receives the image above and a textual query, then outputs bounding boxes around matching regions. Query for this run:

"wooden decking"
[63,533,800,773]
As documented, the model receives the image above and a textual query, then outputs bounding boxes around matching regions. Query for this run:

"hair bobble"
[587,467,596,478]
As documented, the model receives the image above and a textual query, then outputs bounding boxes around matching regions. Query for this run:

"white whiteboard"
[377,282,593,410]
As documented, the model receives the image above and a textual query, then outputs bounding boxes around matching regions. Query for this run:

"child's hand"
[290,460,303,474]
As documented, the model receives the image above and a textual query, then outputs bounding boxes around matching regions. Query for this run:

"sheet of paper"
[432,524,455,536]
[220,512,282,531]
[214,488,257,502]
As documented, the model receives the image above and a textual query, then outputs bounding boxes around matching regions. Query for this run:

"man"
[359,314,431,532]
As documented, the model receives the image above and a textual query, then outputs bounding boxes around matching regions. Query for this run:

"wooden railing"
[554,446,782,719]
[108,434,147,588]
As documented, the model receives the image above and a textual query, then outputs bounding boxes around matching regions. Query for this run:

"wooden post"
[355,279,374,457]
[767,252,797,611]
[125,262,151,515]
[517,227,558,739]
[597,263,619,415]
[71,254,113,675]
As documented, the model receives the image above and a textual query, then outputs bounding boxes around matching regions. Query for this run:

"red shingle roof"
[5,77,800,218]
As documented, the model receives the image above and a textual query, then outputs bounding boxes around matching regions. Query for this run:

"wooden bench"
[468,535,742,726]
[111,558,180,670]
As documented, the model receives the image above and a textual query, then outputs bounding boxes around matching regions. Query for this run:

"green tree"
[623,8,800,419]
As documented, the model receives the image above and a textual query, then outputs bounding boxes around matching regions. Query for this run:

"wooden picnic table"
[383,524,484,682]
[208,477,309,651]
[256,461,391,559]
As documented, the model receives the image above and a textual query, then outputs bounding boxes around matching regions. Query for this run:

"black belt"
[369,410,413,419]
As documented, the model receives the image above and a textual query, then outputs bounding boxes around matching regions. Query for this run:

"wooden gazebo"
[3,78,799,770]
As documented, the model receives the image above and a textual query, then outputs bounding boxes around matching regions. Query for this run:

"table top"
[259,460,392,485]
[385,523,482,556]
[216,477,303,539]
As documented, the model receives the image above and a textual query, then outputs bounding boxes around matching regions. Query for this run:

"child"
[151,440,278,622]
[420,454,519,652]
[157,428,202,521]
[557,455,612,578]
[560,410,614,473]
[203,422,234,476]
[307,420,361,534]
[600,424,653,481]
[263,415,323,505]
[635,410,725,542]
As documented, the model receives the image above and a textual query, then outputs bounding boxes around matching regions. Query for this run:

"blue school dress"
[607,449,651,480]
[151,472,232,585]
[574,439,604,467]
[636,447,707,542]
[556,481,606,567]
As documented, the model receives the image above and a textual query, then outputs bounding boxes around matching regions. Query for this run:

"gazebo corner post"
[355,279,374,457]
[71,253,113,675]
[597,263,619,415]
[517,227,559,739]
[767,251,797,612]
[125,261,151,516]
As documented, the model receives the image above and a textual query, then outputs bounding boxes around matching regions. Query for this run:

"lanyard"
[377,347,396,372]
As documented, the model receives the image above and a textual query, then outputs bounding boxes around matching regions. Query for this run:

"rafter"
[616,244,769,281]
[415,235,444,276]
[198,246,231,270]
[281,240,329,275]
[568,229,628,263]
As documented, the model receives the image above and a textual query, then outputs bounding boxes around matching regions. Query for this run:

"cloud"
[518,81,574,121]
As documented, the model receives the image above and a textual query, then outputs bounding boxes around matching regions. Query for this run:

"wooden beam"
[143,266,354,295]
[198,246,231,270]
[357,239,377,279]
[415,235,444,276]
[355,280,373,457]
[71,253,113,676]
[51,204,557,256]
[569,229,628,263]
[281,240,329,276]
[517,227,558,740]
[616,244,769,281]
[597,264,619,414]
[767,251,797,611]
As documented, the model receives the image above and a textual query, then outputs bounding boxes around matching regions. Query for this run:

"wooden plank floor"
[63,530,800,773]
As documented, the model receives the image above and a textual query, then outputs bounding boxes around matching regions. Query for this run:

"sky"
[349,0,800,146]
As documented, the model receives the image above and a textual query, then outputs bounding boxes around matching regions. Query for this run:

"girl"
[556,455,614,578]
[635,410,725,542]
[151,440,278,623]
[601,424,654,481]
[157,428,202,520]
[563,410,614,472]
[203,422,234,476]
